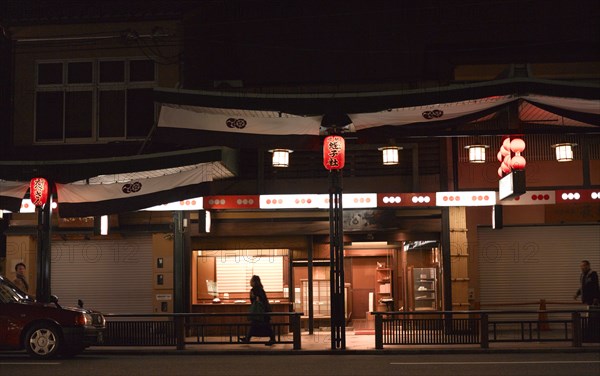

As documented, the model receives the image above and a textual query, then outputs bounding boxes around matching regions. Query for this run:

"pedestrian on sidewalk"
[574,260,600,342]
[574,260,600,306]
[239,275,275,346]
[13,262,29,293]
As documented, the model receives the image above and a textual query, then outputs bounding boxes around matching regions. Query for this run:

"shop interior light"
[551,143,576,162]
[100,215,109,235]
[349,241,389,248]
[465,144,489,163]
[269,149,292,167]
[198,210,211,233]
[378,146,402,165]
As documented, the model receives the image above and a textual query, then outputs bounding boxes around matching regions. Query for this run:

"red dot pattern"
[178,199,197,206]
[294,198,312,204]
[442,195,461,202]
[531,194,550,201]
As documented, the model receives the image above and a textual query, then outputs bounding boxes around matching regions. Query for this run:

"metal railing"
[372,309,600,349]
[101,312,303,350]
[98,309,598,351]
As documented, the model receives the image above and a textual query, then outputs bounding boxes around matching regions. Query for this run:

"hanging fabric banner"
[0,180,30,212]
[56,162,234,217]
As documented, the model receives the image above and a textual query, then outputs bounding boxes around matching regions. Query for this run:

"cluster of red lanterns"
[497,136,526,177]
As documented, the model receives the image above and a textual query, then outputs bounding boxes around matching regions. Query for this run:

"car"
[0,275,106,359]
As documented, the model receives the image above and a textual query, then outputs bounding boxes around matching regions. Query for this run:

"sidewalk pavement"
[88,331,600,355]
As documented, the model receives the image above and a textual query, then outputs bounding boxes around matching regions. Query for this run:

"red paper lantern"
[323,135,345,170]
[510,138,526,153]
[511,155,526,170]
[497,151,504,163]
[30,177,49,207]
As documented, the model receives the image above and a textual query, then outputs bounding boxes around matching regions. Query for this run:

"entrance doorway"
[402,241,442,312]
[344,240,442,332]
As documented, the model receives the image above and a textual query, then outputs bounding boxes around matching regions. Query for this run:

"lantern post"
[30,178,53,302]
[323,133,346,350]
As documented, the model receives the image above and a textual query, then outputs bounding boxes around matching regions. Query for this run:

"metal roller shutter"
[478,225,600,313]
[51,234,154,314]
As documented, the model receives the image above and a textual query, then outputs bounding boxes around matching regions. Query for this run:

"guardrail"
[99,309,598,351]
[473,300,586,330]
[372,309,600,349]
[101,312,303,350]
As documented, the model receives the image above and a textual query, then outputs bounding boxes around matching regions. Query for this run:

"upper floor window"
[35,59,156,143]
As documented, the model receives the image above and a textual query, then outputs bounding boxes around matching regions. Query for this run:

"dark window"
[99,90,125,138]
[67,62,93,84]
[35,91,64,141]
[100,61,125,83]
[65,91,93,138]
[35,59,156,143]
[130,60,155,82]
[126,88,154,137]
[38,63,63,85]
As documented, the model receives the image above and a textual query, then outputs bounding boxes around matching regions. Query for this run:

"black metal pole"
[173,211,185,314]
[182,212,191,314]
[441,207,453,311]
[308,236,314,334]
[329,169,345,349]
[36,188,52,303]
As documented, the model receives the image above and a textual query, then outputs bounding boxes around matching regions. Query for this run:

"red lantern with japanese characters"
[30,177,49,207]
[323,135,345,170]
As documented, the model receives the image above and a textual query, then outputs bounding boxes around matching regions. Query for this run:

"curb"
[86,346,600,356]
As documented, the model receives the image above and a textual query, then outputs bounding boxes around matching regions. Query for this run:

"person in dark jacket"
[239,275,275,346]
[574,260,600,306]
[13,262,29,293]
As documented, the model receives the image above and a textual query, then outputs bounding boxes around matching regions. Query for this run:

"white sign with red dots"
[143,197,204,211]
[378,193,435,207]
[15,189,596,214]
[436,191,496,206]
[204,195,259,209]
[500,191,555,205]
[260,194,321,209]
[19,199,37,213]
[329,193,377,209]
[260,193,377,209]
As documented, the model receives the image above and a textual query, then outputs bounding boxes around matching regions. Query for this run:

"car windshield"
[0,278,33,303]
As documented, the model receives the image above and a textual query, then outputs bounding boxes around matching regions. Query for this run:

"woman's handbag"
[248,300,266,322]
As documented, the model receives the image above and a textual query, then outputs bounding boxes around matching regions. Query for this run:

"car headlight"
[96,314,106,327]
[76,313,93,326]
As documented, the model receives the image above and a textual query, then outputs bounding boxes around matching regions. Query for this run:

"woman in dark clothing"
[239,275,275,345]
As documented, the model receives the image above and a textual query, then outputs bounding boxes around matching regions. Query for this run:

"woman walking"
[239,275,275,346]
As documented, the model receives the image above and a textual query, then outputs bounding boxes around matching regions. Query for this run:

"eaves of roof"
[155,77,600,116]
[0,146,238,183]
